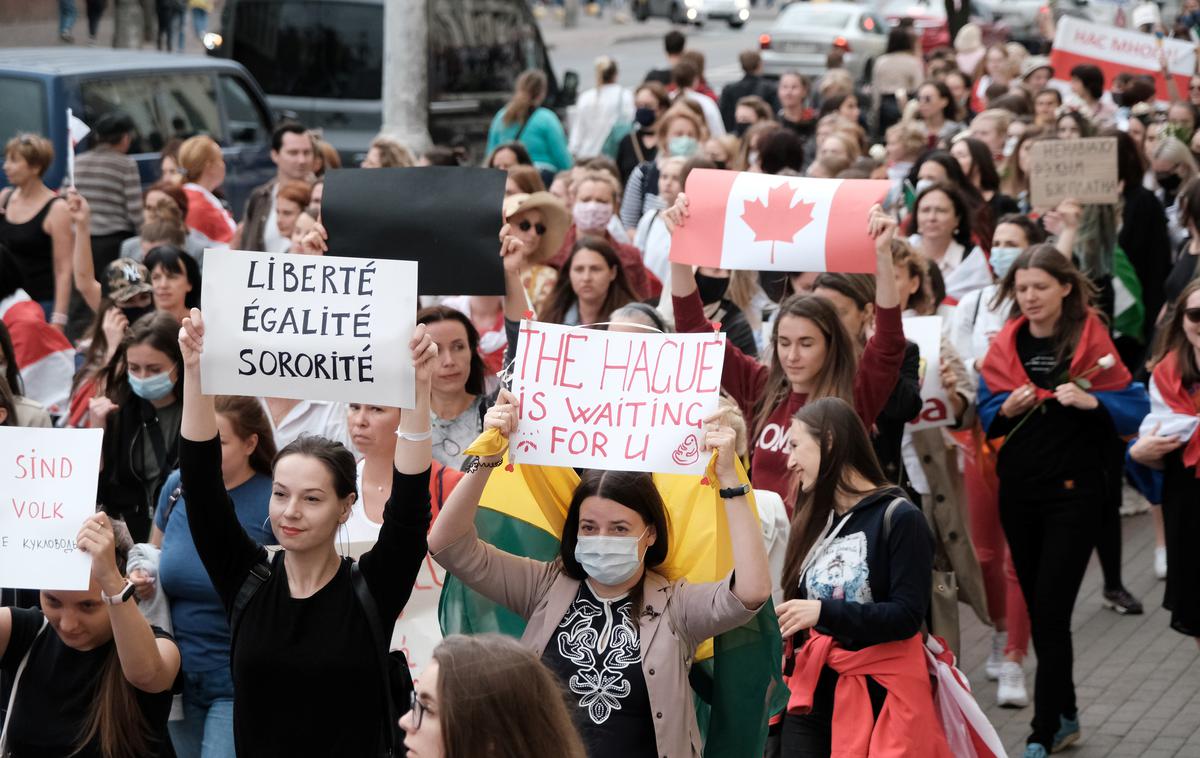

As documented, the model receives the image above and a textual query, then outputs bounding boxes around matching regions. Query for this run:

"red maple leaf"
[740,183,815,264]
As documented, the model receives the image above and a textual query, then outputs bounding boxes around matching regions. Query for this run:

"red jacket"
[673,290,905,510]
[787,632,952,758]
[551,226,663,302]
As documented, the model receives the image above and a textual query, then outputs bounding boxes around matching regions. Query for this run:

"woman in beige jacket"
[429,389,771,757]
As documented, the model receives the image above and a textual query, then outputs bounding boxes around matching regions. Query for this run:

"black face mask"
[1157,172,1183,194]
[635,107,657,128]
[694,272,730,304]
[121,303,155,324]
[713,160,727,170]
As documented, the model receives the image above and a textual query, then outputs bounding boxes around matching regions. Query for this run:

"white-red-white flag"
[669,169,888,273]
[65,108,90,188]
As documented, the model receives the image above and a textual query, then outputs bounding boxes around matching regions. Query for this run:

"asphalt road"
[539,7,781,93]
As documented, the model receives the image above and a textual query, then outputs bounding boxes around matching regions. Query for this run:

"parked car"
[210,0,577,166]
[0,48,275,217]
[881,0,1010,54]
[760,2,889,82]
[632,0,751,28]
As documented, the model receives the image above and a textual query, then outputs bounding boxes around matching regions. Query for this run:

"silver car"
[761,2,890,82]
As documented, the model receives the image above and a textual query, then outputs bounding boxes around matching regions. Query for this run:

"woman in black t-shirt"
[0,514,181,758]
[176,309,437,757]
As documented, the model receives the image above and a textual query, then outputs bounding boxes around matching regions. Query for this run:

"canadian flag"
[669,169,889,274]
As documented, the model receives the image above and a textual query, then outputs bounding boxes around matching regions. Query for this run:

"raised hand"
[702,411,740,487]
[76,512,124,595]
[867,204,896,254]
[102,307,129,346]
[410,323,437,385]
[661,192,691,235]
[298,220,329,254]
[65,188,91,225]
[87,396,119,429]
[484,388,520,438]
[499,223,528,275]
[178,308,206,371]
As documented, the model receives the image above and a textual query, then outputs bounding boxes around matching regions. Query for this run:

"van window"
[429,0,546,97]
[81,73,221,154]
[0,78,48,144]
[220,74,270,145]
[230,1,384,100]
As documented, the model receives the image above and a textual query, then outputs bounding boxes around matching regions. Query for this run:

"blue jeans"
[190,7,208,42]
[168,667,236,758]
[59,0,77,35]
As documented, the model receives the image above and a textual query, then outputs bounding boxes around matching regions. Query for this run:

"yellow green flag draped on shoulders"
[438,429,787,756]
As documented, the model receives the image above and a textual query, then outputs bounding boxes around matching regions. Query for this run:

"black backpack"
[229,551,412,755]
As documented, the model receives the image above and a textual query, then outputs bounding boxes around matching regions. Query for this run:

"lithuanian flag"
[439,431,787,756]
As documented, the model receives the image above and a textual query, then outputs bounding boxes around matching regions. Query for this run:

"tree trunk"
[945,0,970,44]
[564,0,580,29]
[112,0,143,48]
[382,0,432,154]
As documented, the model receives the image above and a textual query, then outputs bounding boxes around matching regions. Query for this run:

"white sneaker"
[985,631,1007,680]
[997,661,1029,708]
[1155,546,1167,580]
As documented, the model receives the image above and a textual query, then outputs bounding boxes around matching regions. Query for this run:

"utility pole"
[382,0,432,154]
[564,0,580,29]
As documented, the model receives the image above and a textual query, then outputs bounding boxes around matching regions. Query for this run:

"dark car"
[209,0,578,165]
[0,48,275,218]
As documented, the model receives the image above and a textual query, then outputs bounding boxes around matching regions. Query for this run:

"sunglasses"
[1184,307,1200,323]
[518,219,547,236]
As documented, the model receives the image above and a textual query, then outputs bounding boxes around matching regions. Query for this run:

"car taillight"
[759,33,771,50]
[834,36,851,52]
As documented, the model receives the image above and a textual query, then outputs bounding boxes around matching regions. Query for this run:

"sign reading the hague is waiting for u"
[200,249,418,408]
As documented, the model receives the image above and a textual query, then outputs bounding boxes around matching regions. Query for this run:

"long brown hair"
[503,70,549,127]
[73,523,160,758]
[995,243,1098,364]
[780,398,890,601]
[434,634,586,758]
[752,295,857,440]
[102,311,184,406]
[215,395,279,477]
[539,237,637,326]
[1151,278,1200,386]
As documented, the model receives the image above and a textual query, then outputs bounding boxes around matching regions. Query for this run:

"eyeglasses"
[1184,307,1200,324]
[518,219,547,236]
[408,691,431,730]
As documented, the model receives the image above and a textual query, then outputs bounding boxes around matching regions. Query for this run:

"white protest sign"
[903,316,954,431]
[200,249,418,407]
[510,321,726,474]
[1050,16,1195,102]
[0,427,103,590]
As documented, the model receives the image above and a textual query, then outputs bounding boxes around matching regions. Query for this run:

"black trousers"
[999,486,1099,747]
[780,666,887,757]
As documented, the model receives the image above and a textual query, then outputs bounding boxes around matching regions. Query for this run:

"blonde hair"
[178,136,222,182]
[4,133,54,177]
[655,104,708,146]
[503,70,549,127]
[574,170,622,209]
[1153,136,1199,185]
[817,69,854,100]
[368,135,414,167]
[973,108,1014,135]
[886,121,928,161]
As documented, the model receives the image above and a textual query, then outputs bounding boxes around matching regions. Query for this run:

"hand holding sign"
[299,220,329,255]
[867,203,896,252]
[701,413,739,488]
[483,388,520,442]
[76,512,127,596]
[411,323,438,386]
[179,307,205,371]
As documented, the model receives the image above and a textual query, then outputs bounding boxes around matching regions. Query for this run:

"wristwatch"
[718,483,751,500]
[101,580,137,605]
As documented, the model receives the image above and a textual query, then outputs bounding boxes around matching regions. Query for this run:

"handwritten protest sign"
[1028,138,1118,209]
[670,169,889,273]
[1050,16,1195,103]
[200,249,418,407]
[1,427,103,590]
[903,316,954,431]
[509,321,726,474]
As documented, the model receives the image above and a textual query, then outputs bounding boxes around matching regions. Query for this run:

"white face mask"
[574,528,649,586]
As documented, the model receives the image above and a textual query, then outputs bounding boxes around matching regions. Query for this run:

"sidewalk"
[960,506,1200,757]
[0,4,210,53]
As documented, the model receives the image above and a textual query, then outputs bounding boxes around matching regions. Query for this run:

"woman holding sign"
[1130,280,1200,646]
[176,309,437,757]
[978,248,1148,758]
[428,391,771,758]
[0,513,181,757]
[664,198,907,513]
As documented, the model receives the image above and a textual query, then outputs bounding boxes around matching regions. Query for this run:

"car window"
[230,1,384,100]
[80,73,220,154]
[778,8,852,29]
[0,77,48,144]
[429,0,546,97]
[219,74,269,145]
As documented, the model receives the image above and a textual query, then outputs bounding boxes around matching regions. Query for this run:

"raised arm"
[501,225,531,322]
[66,189,103,310]
[46,199,74,331]
[854,207,907,424]
[707,417,771,609]
[76,512,181,693]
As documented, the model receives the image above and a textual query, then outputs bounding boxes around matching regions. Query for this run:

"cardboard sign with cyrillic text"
[509,321,726,474]
[1028,137,1118,210]
[903,316,954,431]
[200,249,418,407]
[0,427,103,590]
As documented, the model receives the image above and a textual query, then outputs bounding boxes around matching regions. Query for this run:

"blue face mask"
[129,368,176,401]
[989,246,1023,280]
[668,136,700,158]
